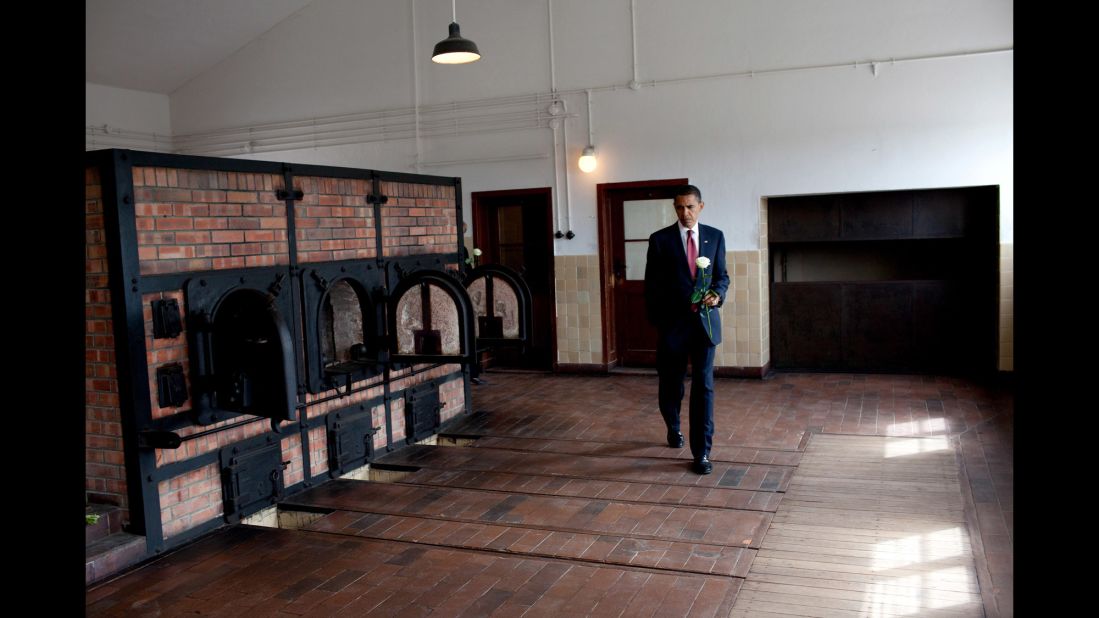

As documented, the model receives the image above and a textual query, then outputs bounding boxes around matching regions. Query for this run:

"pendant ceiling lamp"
[432,0,481,64]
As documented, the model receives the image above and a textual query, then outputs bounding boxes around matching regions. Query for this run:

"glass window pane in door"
[623,199,675,240]
[625,241,651,280]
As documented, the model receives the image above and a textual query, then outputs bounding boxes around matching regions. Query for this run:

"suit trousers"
[656,317,716,460]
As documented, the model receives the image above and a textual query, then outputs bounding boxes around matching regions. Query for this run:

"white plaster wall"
[162,0,1012,248]
[86,82,172,135]
[170,0,416,133]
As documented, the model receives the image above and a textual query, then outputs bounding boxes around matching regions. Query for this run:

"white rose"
[695,256,711,269]
[473,248,482,256]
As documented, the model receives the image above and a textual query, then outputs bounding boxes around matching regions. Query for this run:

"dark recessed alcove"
[768,186,999,374]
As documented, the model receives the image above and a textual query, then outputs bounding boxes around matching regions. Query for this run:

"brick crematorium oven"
[84,149,512,565]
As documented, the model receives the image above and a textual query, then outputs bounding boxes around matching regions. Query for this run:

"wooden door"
[598,180,688,367]
[471,188,554,370]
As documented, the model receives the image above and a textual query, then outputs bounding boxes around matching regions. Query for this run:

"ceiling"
[86,0,316,94]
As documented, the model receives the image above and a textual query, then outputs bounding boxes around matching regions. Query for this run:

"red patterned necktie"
[687,229,698,279]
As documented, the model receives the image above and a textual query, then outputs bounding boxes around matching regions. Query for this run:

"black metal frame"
[92,149,164,551]
[463,263,534,348]
[386,268,476,365]
[299,259,388,394]
[85,149,472,558]
[183,267,299,428]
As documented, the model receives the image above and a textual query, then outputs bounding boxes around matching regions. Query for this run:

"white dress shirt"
[677,221,700,256]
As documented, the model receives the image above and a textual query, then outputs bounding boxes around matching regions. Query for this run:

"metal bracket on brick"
[152,298,183,339]
[156,363,188,408]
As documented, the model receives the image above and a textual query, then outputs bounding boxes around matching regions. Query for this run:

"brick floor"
[86,371,1012,617]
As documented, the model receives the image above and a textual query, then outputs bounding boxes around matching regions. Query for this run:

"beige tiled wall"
[711,198,769,369]
[999,243,1013,371]
[713,250,766,369]
[552,239,1014,373]
[551,252,766,370]
[555,255,604,365]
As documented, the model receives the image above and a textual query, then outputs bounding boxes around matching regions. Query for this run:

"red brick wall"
[308,426,329,477]
[155,418,273,540]
[389,397,407,444]
[153,418,273,468]
[303,381,386,417]
[158,463,221,540]
[86,167,130,519]
[133,167,288,274]
[295,176,377,263]
[281,433,305,487]
[379,182,458,257]
[371,402,388,451]
[94,161,469,542]
[439,375,466,423]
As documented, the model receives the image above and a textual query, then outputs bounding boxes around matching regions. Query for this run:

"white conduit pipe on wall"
[629,0,640,89]
[561,103,573,239]
[419,153,550,167]
[551,120,562,234]
[547,0,563,239]
[85,125,173,153]
[109,46,1012,158]
[547,0,557,95]
[411,0,423,173]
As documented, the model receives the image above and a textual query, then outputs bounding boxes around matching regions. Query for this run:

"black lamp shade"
[432,22,481,64]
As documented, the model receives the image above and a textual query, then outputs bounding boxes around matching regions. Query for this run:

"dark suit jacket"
[643,223,730,346]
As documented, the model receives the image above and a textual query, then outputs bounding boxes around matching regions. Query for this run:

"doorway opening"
[596,178,689,369]
[471,187,555,370]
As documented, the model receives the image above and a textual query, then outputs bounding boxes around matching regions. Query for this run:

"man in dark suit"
[643,184,730,474]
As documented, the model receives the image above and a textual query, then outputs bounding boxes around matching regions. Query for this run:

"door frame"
[470,187,556,369]
[596,178,688,370]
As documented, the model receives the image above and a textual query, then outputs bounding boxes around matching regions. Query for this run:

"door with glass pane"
[606,183,688,366]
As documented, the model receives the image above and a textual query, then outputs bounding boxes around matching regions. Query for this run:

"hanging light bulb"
[432,0,481,64]
[578,145,597,173]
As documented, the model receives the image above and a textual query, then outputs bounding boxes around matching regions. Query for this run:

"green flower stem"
[691,265,714,338]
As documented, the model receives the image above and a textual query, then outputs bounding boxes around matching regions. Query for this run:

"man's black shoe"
[692,455,713,475]
[667,430,684,448]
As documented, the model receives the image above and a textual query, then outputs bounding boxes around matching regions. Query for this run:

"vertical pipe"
[630,0,640,87]
[551,124,561,234]
[548,0,561,236]
[548,0,557,94]
[412,0,422,173]
[561,106,572,237]
[586,89,594,146]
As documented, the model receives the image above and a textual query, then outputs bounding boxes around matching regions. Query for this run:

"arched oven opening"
[387,269,475,364]
[185,271,298,428]
[386,267,476,443]
[302,264,386,394]
[464,263,533,347]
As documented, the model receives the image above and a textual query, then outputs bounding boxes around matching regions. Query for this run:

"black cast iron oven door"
[185,268,298,427]
[300,260,387,395]
[463,263,533,348]
[386,267,476,366]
